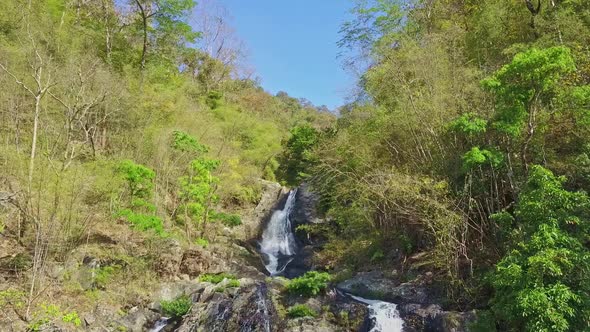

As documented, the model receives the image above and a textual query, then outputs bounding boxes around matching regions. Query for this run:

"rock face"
[115,307,159,332]
[337,271,428,305]
[176,282,280,332]
[338,272,476,332]
[235,180,288,242]
[399,304,476,332]
[291,183,322,227]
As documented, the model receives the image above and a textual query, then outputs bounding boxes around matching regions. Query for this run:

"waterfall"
[349,295,404,332]
[148,317,170,332]
[259,189,298,275]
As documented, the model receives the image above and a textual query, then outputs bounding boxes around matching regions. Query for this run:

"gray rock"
[234,180,287,241]
[177,282,280,332]
[115,307,159,332]
[156,281,206,302]
[399,304,476,332]
[291,183,323,226]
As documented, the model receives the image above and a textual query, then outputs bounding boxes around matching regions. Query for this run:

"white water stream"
[258,188,405,331]
[148,317,170,332]
[349,295,404,332]
[259,189,298,275]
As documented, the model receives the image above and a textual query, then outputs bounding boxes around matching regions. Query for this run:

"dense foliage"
[276,0,590,330]
[161,295,192,318]
[285,271,331,297]
[0,0,332,325]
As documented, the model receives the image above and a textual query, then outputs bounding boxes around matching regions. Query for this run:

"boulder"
[114,307,159,332]
[399,304,476,332]
[337,271,430,305]
[291,183,323,227]
[234,180,287,241]
[177,282,281,332]
[154,239,183,277]
[179,247,225,278]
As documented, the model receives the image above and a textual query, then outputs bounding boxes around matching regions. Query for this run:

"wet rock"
[177,282,280,332]
[235,180,287,241]
[115,307,159,332]
[399,304,476,332]
[337,271,429,305]
[291,183,323,227]
[155,280,207,303]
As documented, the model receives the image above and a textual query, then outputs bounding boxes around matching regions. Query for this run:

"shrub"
[171,130,208,153]
[211,211,242,227]
[0,289,25,309]
[195,237,209,248]
[161,295,192,318]
[286,271,331,296]
[226,279,240,288]
[287,304,317,318]
[490,166,590,331]
[117,160,155,199]
[94,265,120,289]
[199,273,237,284]
[117,209,165,235]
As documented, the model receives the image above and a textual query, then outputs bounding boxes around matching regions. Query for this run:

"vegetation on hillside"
[0,0,332,326]
[274,0,590,330]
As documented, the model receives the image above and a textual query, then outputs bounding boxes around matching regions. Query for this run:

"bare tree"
[190,0,252,78]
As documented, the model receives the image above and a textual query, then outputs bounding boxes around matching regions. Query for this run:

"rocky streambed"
[117,182,476,332]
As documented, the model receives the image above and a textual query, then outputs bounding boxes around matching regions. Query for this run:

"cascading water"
[257,187,406,331]
[349,295,404,332]
[148,317,170,332]
[259,189,298,275]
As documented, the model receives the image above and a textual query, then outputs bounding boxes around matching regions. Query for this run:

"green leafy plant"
[171,130,208,153]
[211,211,242,227]
[287,304,317,318]
[286,271,331,296]
[194,237,209,248]
[117,209,165,235]
[226,279,240,288]
[199,272,237,284]
[161,295,192,318]
[118,160,155,199]
[94,265,121,289]
[28,304,81,331]
[490,166,590,332]
[0,289,25,309]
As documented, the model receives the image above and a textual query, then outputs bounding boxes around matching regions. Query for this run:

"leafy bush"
[287,304,317,318]
[0,289,25,309]
[28,304,81,331]
[490,166,590,332]
[94,265,120,289]
[117,209,165,235]
[117,160,155,199]
[286,271,331,296]
[226,279,240,288]
[161,295,192,318]
[171,130,208,153]
[211,211,242,227]
[194,237,209,248]
[199,273,237,284]
[1,253,32,272]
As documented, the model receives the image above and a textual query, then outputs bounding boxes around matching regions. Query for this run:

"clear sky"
[219,0,352,110]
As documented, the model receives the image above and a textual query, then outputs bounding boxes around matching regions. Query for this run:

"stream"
[259,189,405,332]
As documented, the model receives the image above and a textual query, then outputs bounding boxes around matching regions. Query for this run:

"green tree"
[482,46,576,169]
[491,166,590,331]
[277,124,320,186]
[129,0,198,71]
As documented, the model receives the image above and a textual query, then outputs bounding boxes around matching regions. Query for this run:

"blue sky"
[219,0,353,110]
